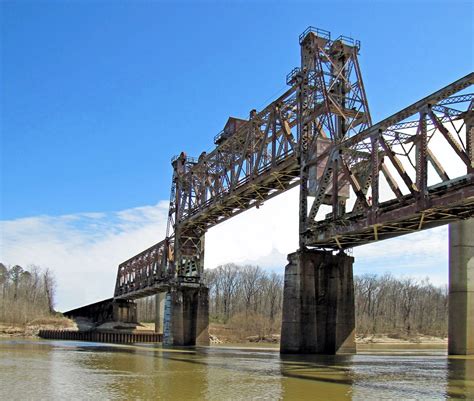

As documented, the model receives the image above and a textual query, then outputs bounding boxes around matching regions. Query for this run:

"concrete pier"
[112,300,137,323]
[155,292,166,333]
[448,219,474,355]
[280,249,355,354]
[164,286,209,346]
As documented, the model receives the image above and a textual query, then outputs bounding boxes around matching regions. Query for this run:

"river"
[1,338,473,400]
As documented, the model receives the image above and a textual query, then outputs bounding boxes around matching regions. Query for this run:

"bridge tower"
[281,28,371,354]
[162,152,209,346]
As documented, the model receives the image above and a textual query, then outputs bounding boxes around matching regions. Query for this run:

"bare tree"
[218,264,240,321]
[0,263,59,325]
[240,265,264,314]
[43,268,56,314]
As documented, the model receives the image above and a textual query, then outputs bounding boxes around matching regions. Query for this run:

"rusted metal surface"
[39,330,162,344]
[114,240,170,299]
[304,73,474,249]
[113,27,474,299]
[64,298,116,322]
[64,298,137,322]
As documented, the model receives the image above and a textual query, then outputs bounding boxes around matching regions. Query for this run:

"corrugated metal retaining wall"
[38,330,162,344]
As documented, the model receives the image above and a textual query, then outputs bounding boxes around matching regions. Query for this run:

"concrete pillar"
[154,292,166,333]
[164,286,209,346]
[280,249,355,354]
[448,219,474,355]
[112,300,137,323]
[280,251,317,353]
[195,287,210,346]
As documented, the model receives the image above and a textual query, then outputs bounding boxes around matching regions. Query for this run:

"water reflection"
[280,354,353,400]
[447,357,474,399]
[0,339,473,400]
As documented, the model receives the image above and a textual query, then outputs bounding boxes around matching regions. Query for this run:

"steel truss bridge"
[114,27,474,301]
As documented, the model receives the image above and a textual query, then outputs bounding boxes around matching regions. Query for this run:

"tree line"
[6,259,443,338]
[205,264,284,338]
[355,274,448,337]
[138,265,448,339]
[0,263,56,325]
[136,264,284,338]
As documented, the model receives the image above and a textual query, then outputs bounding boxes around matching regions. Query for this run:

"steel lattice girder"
[114,239,171,299]
[112,26,473,300]
[304,73,474,249]
[171,86,300,230]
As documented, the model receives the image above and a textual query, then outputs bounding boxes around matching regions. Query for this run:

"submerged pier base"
[280,249,355,354]
[163,286,209,346]
[449,219,474,355]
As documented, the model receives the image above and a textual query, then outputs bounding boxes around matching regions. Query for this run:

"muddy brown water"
[1,338,472,400]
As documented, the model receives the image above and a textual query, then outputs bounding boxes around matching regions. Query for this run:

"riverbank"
[356,334,447,345]
[0,318,156,338]
[0,316,76,338]
[0,319,448,346]
[207,322,447,345]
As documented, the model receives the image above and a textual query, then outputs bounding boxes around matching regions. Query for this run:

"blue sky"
[2,0,473,219]
[0,1,472,309]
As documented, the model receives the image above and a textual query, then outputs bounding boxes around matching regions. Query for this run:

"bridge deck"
[307,176,474,248]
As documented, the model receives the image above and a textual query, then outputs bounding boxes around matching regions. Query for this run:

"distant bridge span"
[76,27,474,354]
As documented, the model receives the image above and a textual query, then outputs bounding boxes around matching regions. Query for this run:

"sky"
[1,0,472,310]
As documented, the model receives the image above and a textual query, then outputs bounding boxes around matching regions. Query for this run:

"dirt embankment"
[0,316,76,338]
[356,334,447,345]
[0,319,160,338]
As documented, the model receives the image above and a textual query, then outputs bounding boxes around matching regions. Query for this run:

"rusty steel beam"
[114,239,170,298]
[304,74,474,249]
[112,26,474,300]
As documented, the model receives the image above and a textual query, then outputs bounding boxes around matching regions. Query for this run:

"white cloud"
[205,188,299,269]
[353,226,449,286]
[0,203,169,311]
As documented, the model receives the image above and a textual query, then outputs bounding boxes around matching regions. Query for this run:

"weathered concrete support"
[154,292,166,333]
[448,219,474,355]
[164,286,209,346]
[280,250,317,353]
[280,249,355,354]
[112,299,137,323]
[195,287,210,345]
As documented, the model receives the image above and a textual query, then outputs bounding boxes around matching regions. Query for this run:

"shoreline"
[1,322,447,346]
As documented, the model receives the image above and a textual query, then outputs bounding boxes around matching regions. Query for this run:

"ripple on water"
[0,339,472,400]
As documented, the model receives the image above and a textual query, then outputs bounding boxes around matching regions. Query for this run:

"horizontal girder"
[304,73,474,249]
